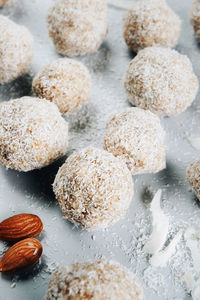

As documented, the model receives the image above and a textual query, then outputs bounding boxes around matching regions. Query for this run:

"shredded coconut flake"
[187,137,200,150]
[144,190,169,254]
[182,273,200,300]
[184,227,200,272]
[150,230,183,268]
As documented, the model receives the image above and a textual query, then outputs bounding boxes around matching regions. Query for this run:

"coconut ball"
[191,0,200,41]
[104,108,166,175]
[0,97,68,172]
[124,47,199,117]
[32,58,91,115]
[187,160,200,200]
[123,0,181,53]
[0,16,33,84]
[47,0,108,57]
[46,259,145,300]
[53,147,133,230]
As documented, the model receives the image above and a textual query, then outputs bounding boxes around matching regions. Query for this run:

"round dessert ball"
[104,108,166,175]
[53,147,133,230]
[191,0,200,41]
[187,160,200,200]
[32,58,91,115]
[123,0,181,53]
[47,0,108,57]
[46,259,145,300]
[0,16,33,84]
[124,47,199,117]
[0,97,68,172]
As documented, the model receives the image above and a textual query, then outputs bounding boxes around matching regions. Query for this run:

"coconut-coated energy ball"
[46,259,145,300]
[104,108,166,175]
[0,16,33,84]
[53,147,133,230]
[0,97,68,172]
[32,58,91,115]
[47,0,108,57]
[124,47,199,117]
[123,0,181,53]
[187,160,200,200]
[191,0,200,41]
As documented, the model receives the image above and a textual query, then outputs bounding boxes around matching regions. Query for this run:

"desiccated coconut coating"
[191,0,200,41]
[53,147,133,230]
[187,160,200,201]
[46,259,145,300]
[0,97,68,172]
[32,58,91,115]
[123,0,181,53]
[0,16,33,84]
[104,108,166,175]
[124,47,199,117]
[47,0,108,57]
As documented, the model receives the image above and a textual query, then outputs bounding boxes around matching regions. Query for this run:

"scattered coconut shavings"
[184,227,200,272]
[0,242,8,256]
[0,1,200,299]
[187,137,200,150]
[181,228,200,299]
[150,230,183,268]
[10,282,16,289]
[108,0,134,10]
[182,273,200,300]
[143,190,169,254]
[143,266,167,296]
[192,278,200,300]
[182,272,195,294]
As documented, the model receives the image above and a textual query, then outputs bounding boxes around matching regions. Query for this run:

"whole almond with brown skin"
[0,214,43,241]
[0,238,43,273]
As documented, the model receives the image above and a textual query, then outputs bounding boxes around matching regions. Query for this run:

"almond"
[0,238,43,273]
[0,213,43,241]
